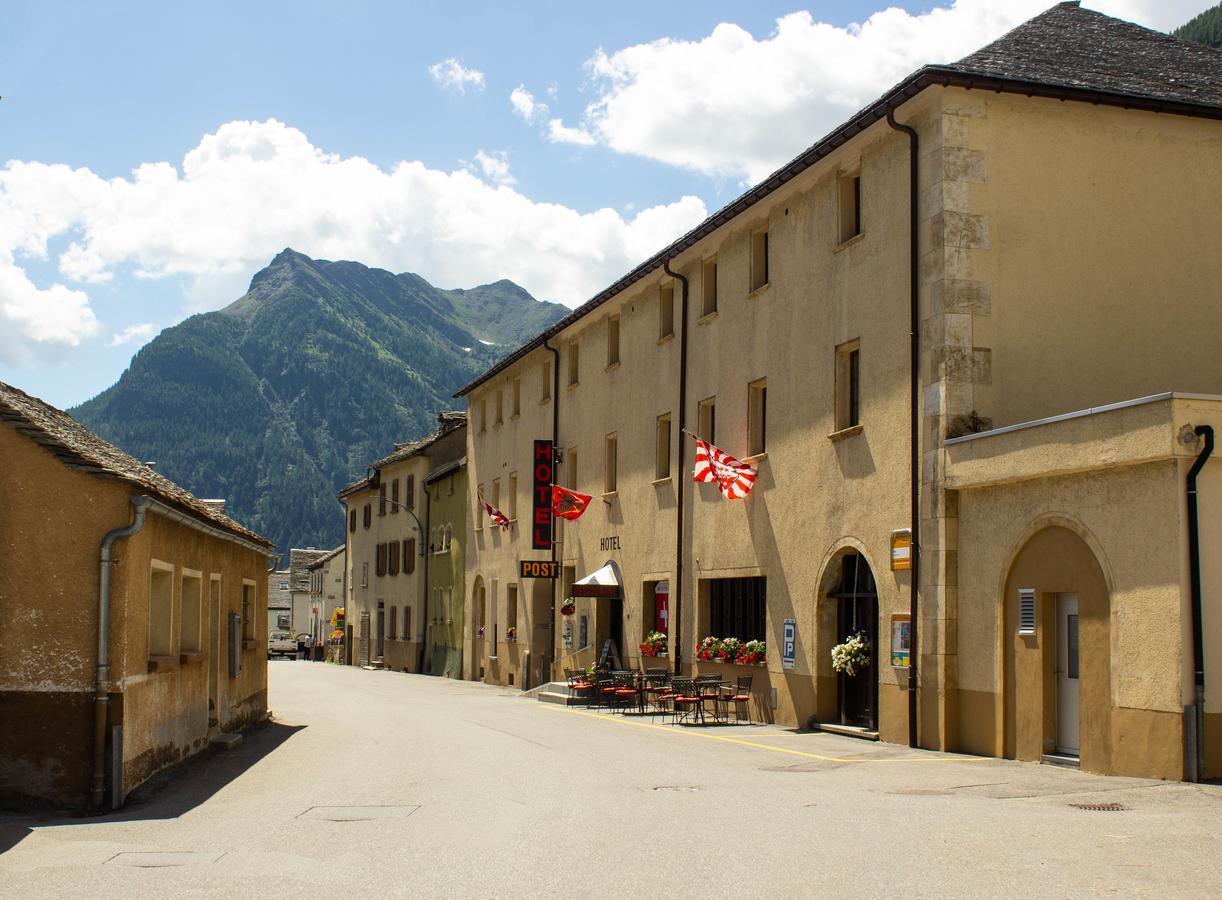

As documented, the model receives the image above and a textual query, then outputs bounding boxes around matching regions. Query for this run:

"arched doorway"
[1002,525,1110,769]
[529,580,553,684]
[472,577,486,681]
[829,552,879,730]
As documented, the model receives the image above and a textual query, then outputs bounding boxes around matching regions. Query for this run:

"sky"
[0,0,1210,408]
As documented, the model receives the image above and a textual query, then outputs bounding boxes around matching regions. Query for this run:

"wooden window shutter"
[406,475,415,509]
[389,540,400,576]
[405,539,415,574]
[376,543,387,578]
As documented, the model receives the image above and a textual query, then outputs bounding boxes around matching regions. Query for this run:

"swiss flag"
[551,485,592,520]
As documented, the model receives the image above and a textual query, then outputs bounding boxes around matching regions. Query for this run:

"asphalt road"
[3,661,1221,898]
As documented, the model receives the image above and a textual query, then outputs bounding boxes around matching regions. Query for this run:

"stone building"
[0,380,275,809]
[268,568,291,635]
[339,413,466,671]
[287,547,329,640]
[458,4,1222,780]
[307,545,346,652]
[425,458,467,679]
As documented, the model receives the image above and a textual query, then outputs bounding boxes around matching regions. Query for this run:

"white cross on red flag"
[692,435,758,500]
[478,491,511,531]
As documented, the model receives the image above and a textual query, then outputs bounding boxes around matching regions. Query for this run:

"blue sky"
[0,0,1205,408]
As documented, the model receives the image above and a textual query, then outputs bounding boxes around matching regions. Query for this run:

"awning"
[570,564,621,598]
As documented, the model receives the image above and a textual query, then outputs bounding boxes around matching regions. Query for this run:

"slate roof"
[289,548,331,592]
[456,2,1222,399]
[305,545,345,572]
[0,379,273,549]
[268,571,292,610]
[338,411,467,498]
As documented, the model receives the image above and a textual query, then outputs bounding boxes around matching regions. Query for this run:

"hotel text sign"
[532,439,555,551]
[519,559,561,579]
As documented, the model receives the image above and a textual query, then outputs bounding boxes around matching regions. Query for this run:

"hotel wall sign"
[519,559,560,579]
[599,536,621,552]
[532,439,554,551]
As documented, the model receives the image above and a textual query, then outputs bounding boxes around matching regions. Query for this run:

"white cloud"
[471,149,515,186]
[554,0,1209,181]
[428,58,486,93]
[108,322,157,347]
[547,119,596,147]
[0,119,708,365]
[510,85,547,123]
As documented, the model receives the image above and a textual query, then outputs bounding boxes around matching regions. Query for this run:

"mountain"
[72,250,566,553]
[1174,3,1222,48]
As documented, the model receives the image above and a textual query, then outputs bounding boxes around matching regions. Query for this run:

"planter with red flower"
[736,640,767,666]
[560,598,576,617]
[639,630,668,657]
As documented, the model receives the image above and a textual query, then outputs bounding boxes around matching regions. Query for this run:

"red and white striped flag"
[478,491,511,531]
[692,436,758,500]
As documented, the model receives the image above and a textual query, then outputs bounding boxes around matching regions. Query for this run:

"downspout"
[886,109,921,749]
[93,495,151,810]
[419,484,432,674]
[1187,424,1213,782]
[544,339,561,682]
[663,258,689,677]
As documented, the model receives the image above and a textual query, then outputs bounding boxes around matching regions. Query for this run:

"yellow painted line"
[544,705,984,764]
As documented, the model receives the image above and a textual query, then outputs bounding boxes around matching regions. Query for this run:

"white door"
[1055,593,1080,756]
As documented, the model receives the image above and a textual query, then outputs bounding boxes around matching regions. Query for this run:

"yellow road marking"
[544,705,984,764]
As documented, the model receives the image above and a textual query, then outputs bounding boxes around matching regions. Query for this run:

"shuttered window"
[379,483,387,516]
[404,540,416,574]
[349,509,357,532]
[376,543,388,578]
[391,478,400,514]
[388,540,400,576]
[1018,588,1037,635]
[405,475,415,510]
[363,504,372,528]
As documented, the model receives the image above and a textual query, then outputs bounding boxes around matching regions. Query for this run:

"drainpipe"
[420,483,432,674]
[886,109,921,749]
[544,339,561,682]
[93,495,151,810]
[663,258,690,677]
[1187,424,1213,782]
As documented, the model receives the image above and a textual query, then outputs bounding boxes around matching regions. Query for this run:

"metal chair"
[727,675,754,723]
[669,678,701,725]
[695,674,726,724]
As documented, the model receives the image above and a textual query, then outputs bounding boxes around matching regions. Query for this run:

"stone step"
[536,684,583,706]
[209,732,243,751]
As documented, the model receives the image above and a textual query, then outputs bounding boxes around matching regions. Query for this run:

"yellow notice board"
[891,614,911,668]
[890,529,912,571]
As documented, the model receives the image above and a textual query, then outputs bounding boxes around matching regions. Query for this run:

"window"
[279,581,289,591]
[508,472,518,520]
[433,481,440,501]
[404,539,416,574]
[390,606,398,640]
[378,483,387,516]
[277,612,291,630]
[567,448,578,490]
[363,504,371,528]
[376,543,388,577]
[447,473,455,495]
[708,576,766,643]
[180,572,202,653]
[443,524,453,551]
[349,509,356,532]
[476,483,485,529]
[750,228,769,291]
[405,606,412,643]
[389,540,401,576]
[607,316,620,368]
[698,396,716,445]
[492,478,501,512]
[655,413,671,480]
[568,340,580,387]
[149,566,174,658]
[512,377,521,416]
[391,478,399,514]
[835,339,861,431]
[241,583,255,641]
[659,283,674,340]
[701,257,717,317]
[405,475,415,510]
[361,562,369,587]
[495,389,503,426]
[605,434,618,494]
[479,396,487,432]
[838,171,862,243]
[748,378,767,457]
[542,359,552,402]
[507,584,519,640]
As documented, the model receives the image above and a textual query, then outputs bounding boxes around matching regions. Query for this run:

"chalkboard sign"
[597,638,622,670]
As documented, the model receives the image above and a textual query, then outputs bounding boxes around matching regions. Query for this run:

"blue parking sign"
[782,618,796,670]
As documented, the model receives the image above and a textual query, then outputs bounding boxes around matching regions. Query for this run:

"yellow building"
[458,4,1222,780]
[0,381,275,809]
[340,413,466,671]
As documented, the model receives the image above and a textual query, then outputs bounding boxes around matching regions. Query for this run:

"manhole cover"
[1070,802,1128,812]
[299,805,420,822]
[107,851,223,867]
[652,785,700,793]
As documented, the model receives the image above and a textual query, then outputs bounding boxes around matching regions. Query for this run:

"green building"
[425,458,466,678]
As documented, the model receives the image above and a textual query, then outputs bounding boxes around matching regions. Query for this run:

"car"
[268,631,296,658]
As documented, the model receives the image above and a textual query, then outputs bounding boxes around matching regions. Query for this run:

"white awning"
[571,564,621,598]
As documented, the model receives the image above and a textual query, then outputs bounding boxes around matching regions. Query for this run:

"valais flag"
[551,485,592,520]
[692,436,758,500]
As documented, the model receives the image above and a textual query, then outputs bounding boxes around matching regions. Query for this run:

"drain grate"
[653,785,700,793]
[107,851,224,867]
[1070,802,1128,812]
[298,804,420,822]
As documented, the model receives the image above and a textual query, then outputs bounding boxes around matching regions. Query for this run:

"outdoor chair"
[727,675,753,723]
[643,672,671,715]
[566,668,595,705]
[696,674,726,724]
[612,672,643,714]
[595,674,618,710]
[669,678,701,725]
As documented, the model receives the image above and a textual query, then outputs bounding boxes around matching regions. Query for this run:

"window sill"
[510,413,520,421]
[657,333,675,346]
[650,476,672,486]
[601,491,618,500]
[697,311,719,325]
[748,282,771,299]
[833,232,865,253]
[179,650,205,665]
[493,422,503,429]
[148,655,180,674]
[743,452,767,464]
[567,383,579,392]
[828,424,863,442]
[540,397,552,405]
[605,361,621,373]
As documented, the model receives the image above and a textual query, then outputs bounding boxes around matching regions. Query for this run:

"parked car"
[268,631,296,658]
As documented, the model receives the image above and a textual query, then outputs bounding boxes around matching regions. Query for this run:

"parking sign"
[783,618,796,670]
